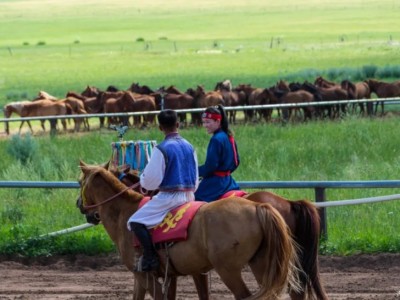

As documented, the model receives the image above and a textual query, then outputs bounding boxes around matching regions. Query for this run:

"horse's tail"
[249,203,301,300]
[290,200,328,300]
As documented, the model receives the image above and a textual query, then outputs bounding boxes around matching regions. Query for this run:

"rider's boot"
[130,222,160,272]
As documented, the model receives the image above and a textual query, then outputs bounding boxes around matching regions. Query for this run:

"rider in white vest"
[127,109,199,272]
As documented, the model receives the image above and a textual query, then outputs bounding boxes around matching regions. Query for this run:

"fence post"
[315,187,327,238]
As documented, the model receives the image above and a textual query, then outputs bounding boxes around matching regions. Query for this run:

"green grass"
[1,0,400,101]
[0,117,399,256]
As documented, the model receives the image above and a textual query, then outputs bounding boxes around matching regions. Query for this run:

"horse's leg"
[213,267,251,300]
[134,273,177,300]
[192,273,210,300]
[19,120,25,134]
[61,119,67,131]
[133,277,147,300]
[84,118,90,131]
[41,120,47,131]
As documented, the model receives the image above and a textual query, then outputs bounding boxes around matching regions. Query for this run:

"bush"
[6,134,38,164]
[362,65,378,78]
[136,37,145,42]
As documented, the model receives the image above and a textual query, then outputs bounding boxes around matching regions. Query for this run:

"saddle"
[133,190,247,276]
[133,190,247,247]
[133,198,205,248]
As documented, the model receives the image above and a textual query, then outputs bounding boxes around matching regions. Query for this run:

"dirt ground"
[0,253,399,300]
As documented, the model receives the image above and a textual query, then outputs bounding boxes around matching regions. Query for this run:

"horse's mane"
[81,164,139,199]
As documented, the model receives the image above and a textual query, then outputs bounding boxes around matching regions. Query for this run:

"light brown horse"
[76,161,300,300]
[5,100,72,134]
[3,101,34,135]
[113,165,327,300]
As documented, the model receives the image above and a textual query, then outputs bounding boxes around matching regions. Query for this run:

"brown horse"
[153,87,195,126]
[81,85,101,98]
[3,101,35,135]
[128,82,154,95]
[314,76,337,88]
[365,79,400,115]
[77,161,300,300]
[112,165,328,300]
[215,80,241,124]
[246,88,274,122]
[186,86,224,125]
[60,97,89,131]
[340,80,371,115]
[267,88,316,122]
[7,99,72,134]
[233,84,256,122]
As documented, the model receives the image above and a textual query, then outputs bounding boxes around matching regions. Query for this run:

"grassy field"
[1,0,400,102]
[0,0,399,257]
[0,117,399,256]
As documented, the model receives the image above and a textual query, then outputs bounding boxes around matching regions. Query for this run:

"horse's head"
[76,160,104,225]
[81,85,100,98]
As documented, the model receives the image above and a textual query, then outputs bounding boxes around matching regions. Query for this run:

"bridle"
[80,176,141,212]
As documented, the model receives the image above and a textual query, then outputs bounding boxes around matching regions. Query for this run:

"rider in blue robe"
[195,105,240,202]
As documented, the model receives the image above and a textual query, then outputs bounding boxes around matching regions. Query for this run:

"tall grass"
[0,117,399,256]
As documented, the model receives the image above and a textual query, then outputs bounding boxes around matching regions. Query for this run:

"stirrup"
[134,255,160,272]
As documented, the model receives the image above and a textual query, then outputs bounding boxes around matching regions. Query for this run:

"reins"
[82,181,141,210]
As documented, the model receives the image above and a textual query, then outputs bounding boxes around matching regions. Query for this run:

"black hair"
[203,105,232,136]
[157,109,178,129]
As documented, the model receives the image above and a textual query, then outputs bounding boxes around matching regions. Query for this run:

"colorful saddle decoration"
[219,190,248,199]
[133,198,206,247]
[111,140,157,172]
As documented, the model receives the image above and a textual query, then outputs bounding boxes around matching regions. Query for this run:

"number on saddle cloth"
[110,140,157,172]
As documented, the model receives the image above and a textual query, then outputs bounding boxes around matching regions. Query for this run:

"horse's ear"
[100,161,110,170]
[79,160,90,174]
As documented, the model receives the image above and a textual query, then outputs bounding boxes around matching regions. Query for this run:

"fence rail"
[1,179,399,238]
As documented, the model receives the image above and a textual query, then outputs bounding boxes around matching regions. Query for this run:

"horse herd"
[3,76,400,135]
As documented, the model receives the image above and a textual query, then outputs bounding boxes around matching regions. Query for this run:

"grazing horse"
[111,165,328,300]
[365,79,400,115]
[77,161,300,300]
